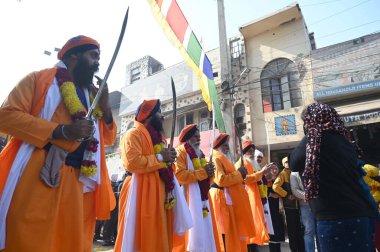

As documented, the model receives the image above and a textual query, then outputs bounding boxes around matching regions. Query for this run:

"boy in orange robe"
[172,124,221,252]
[114,99,192,252]
[0,35,117,252]
[209,133,256,252]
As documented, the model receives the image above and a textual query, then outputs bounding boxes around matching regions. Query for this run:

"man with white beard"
[173,124,221,252]
[236,141,276,251]
[209,133,255,251]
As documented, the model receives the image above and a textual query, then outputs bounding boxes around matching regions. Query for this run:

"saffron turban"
[135,99,161,122]
[213,133,230,149]
[58,35,100,60]
[179,124,198,143]
[242,140,255,154]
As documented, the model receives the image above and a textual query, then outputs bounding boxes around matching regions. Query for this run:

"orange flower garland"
[55,68,102,177]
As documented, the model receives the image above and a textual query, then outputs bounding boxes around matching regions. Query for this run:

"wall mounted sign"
[275,114,297,136]
[342,111,380,124]
[314,79,380,99]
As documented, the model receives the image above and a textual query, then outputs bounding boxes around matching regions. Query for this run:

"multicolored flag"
[147,0,226,132]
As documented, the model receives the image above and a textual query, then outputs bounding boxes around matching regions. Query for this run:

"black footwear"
[101,240,115,246]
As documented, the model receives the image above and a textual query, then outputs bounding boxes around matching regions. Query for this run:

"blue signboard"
[275,115,297,136]
[314,79,380,99]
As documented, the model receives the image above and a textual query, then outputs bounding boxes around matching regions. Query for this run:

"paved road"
[92,240,292,252]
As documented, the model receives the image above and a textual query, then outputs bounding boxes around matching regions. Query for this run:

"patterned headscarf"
[303,103,350,200]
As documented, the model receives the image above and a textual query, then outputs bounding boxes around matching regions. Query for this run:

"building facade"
[119,51,222,157]
[311,32,380,166]
[117,3,380,167]
[238,3,314,164]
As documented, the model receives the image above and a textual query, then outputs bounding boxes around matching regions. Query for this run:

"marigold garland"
[146,124,176,210]
[184,142,211,218]
[55,68,102,177]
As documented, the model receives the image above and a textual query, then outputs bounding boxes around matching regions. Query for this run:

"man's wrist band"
[61,125,69,140]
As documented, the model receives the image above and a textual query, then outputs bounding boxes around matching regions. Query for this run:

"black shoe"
[101,240,115,246]
[93,234,102,241]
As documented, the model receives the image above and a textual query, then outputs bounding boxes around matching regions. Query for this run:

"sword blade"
[169,77,177,148]
[86,7,129,119]
[209,100,215,162]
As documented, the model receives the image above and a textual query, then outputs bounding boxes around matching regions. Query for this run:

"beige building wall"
[240,4,314,158]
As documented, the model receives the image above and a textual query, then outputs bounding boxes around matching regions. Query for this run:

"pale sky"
[1,0,379,103]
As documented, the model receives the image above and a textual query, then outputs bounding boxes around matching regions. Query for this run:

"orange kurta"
[209,150,255,252]
[0,69,117,252]
[172,144,221,252]
[236,158,269,246]
[114,121,173,252]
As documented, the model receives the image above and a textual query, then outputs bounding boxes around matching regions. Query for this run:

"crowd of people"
[0,35,379,252]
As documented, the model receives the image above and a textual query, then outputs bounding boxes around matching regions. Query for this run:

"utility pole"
[216,0,237,161]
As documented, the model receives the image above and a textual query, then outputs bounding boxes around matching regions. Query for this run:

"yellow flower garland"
[58,76,103,177]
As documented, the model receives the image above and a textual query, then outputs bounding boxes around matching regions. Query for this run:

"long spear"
[86,7,129,119]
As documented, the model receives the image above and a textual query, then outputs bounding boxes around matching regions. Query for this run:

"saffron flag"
[147,0,226,132]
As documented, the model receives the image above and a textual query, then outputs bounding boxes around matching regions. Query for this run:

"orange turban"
[58,35,100,60]
[135,99,161,122]
[179,124,198,143]
[242,140,255,154]
[213,133,229,149]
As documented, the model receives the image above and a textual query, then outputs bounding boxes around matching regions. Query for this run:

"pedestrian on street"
[0,35,117,251]
[290,103,378,252]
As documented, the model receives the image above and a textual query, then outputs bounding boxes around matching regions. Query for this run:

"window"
[199,109,210,131]
[131,67,141,83]
[260,58,302,112]
[127,121,134,130]
[230,39,241,59]
[178,113,194,133]
[234,104,245,124]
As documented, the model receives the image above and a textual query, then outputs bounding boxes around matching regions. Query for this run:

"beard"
[73,56,99,89]
[190,142,202,158]
[246,156,261,172]
[149,114,164,133]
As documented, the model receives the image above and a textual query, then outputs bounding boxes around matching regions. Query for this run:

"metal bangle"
[61,125,69,140]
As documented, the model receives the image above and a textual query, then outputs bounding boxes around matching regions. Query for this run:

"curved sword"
[169,77,177,148]
[86,7,129,119]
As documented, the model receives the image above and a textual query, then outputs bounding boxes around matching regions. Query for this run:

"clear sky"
[0,0,379,103]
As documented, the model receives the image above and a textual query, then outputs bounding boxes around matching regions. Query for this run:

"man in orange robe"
[0,35,117,252]
[173,124,221,252]
[115,99,192,252]
[209,133,255,252]
[236,141,276,251]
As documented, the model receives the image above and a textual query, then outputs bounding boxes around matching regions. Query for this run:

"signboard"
[119,62,197,116]
[314,79,380,99]
[342,111,380,125]
[275,115,297,136]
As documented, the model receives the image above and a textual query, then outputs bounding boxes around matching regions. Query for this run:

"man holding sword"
[0,35,117,251]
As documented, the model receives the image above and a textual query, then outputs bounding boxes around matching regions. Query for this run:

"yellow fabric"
[173,144,208,185]
[114,121,173,252]
[273,168,291,198]
[209,150,255,252]
[0,68,116,251]
[235,158,269,245]
[363,164,380,203]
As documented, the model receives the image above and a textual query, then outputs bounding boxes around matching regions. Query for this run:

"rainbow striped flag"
[147,0,226,132]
